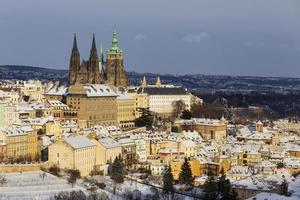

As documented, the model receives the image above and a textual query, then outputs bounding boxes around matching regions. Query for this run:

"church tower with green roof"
[106,28,128,87]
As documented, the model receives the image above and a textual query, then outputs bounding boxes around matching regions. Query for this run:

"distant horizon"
[1,64,300,79]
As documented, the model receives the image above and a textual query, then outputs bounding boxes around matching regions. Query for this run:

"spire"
[155,75,161,87]
[99,43,104,63]
[99,43,105,74]
[90,34,98,60]
[72,33,78,50]
[141,76,147,87]
[111,28,119,50]
[91,34,97,51]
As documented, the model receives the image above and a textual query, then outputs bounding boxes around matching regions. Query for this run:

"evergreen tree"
[178,157,194,186]
[218,168,231,200]
[202,172,218,200]
[163,165,175,194]
[180,110,192,119]
[280,179,289,196]
[110,155,124,183]
[135,107,154,129]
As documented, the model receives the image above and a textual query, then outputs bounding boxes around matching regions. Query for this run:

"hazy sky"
[0,0,299,77]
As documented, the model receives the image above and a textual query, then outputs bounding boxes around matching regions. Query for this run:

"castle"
[68,30,128,87]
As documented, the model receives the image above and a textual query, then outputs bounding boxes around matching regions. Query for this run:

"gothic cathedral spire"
[89,34,101,84]
[69,33,80,85]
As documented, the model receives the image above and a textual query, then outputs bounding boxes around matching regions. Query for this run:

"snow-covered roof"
[0,126,33,136]
[182,140,196,148]
[118,138,134,145]
[117,93,134,100]
[83,84,117,97]
[47,100,68,107]
[177,118,224,126]
[98,137,121,148]
[63,136,95,149]
[46,85,68,96]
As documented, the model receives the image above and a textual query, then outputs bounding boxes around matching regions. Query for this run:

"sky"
[0,0,299,77]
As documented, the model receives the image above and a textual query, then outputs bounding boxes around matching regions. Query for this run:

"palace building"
[68,30,128,87]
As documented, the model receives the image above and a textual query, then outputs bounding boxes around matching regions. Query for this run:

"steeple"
[72,33,78,51]
[89,34,98,60]
[89,34,101,84]
[69,33,80,85]
[91,34,97,51]
[99,43,105,79]
[112,28,118,49]
[99,43,104,64]
[108,28,122,54]
[155,75,161,87]
[141,76,147,87]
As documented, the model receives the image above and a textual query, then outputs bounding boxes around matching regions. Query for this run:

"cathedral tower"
[106,29,128,87]
[88,35,101,84]
[69,34,80,85]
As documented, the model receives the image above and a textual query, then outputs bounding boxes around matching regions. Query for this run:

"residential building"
[48,136,96,176]
[0,126,39,160]
[91,137,121,166]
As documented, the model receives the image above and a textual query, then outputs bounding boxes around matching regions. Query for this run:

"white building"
[137,86,191,115]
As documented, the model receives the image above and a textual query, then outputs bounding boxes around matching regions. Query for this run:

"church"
[68,30,129,87]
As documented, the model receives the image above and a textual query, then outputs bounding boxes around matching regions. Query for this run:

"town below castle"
[0,30,299,200]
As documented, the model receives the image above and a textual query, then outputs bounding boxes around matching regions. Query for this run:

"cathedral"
[68,30,128,87]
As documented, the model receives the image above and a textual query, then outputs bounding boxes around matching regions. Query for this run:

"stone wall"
[0,162,48,173]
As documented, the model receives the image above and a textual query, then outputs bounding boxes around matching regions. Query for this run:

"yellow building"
[242,150,262,167]
[67,84,117,127]
[45,119,62,137]
[48,136,96,176]
[126,90,149,118]
[91,137,122,166]
[116,93,136,129]
[175,118,227,141]
[180,140,197,158]
[170,158,201,180]
[0,126,39,161]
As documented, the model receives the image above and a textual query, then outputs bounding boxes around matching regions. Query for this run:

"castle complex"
[68,30,128,87]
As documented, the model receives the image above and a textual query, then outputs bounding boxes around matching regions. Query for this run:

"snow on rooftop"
[47,100,68,107]
[117,92,134,100]
[83,84,117,97]
[177,118,223,126]
[0,126,33,136]
[64,135,95,149]
[46,85,68,96]
[98,137,121,148]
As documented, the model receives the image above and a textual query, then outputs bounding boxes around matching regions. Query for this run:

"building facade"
[67,84,118,127]
[116,93,135,128]
[48,136,96,176]
[0,126,39,161]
